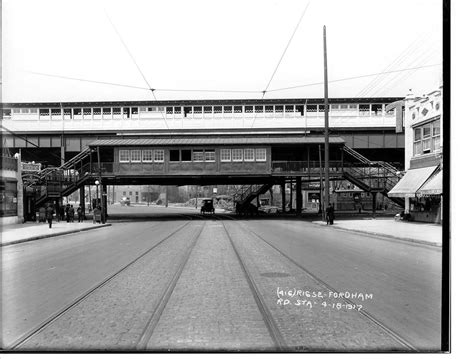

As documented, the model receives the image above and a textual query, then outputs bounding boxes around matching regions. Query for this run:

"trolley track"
[136,222,205,350]
[228,219,419,352]
[221,221,286,351]
[10,220,195,350]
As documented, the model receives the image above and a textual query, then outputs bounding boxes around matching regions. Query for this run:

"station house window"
[130,150,141,162]
[119,150,130,162]
[113,107,122,115]
[154,149,164,162]
[205,150,215,162]
[213,106,222,113]
[192,150,204,162]
[142,149,152,162]
[255,148,266,161]
[232,149,243,162]
[170,150,180,162]
[413,119,441,156]
[181,149,192,161]
[221,149,231,162]
[244,148,255,161]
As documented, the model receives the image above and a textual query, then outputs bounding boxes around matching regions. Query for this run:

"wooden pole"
[323,25,330,214]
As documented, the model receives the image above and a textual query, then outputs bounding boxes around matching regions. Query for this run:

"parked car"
[200,198,215,214]
[120,197,131,206]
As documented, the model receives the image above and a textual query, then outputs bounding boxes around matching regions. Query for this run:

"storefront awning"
[388,166,438,198]
[417,170,443,196]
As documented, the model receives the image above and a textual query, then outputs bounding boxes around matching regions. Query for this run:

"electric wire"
[261,2,310,99]
[265,63,441,93]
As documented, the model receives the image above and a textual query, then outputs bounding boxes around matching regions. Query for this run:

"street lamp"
[95,180,100,208]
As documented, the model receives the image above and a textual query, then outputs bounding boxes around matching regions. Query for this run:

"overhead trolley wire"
[260,2,310,99]
[264,63,441,93]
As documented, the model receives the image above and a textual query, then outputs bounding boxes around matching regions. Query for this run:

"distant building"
[388,86,443,223]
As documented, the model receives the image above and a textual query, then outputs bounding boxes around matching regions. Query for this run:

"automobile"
[200,198,215,214]
[120,196,131,206]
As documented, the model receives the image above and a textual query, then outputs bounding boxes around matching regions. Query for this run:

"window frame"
[232,148,243,162]
[142,149,153,163]
[153,149,165,162]
[119,150,130,163]
[220,148,231,162]
[255,148,267,162]
[130,149,141,163]
[243,148,255,162]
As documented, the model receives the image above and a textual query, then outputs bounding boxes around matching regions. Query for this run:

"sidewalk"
[1,221,111,247]
[312,217,443,247]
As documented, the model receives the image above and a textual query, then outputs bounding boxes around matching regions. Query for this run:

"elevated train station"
[2,97,406,222]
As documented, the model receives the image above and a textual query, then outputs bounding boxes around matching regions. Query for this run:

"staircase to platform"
[341,146,405,207]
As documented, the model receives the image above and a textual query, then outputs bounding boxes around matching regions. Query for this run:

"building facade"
[388,86,443,223]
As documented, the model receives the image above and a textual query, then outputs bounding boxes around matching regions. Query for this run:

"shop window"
[255,148,266,161]
[192,150,203,162]
[170,150,180,162]
[181,150,192,161]
[130,150,141,162]
[119,150,130,162]
[142,149,152,162]
[232,149,243,161]
[244,148,255,161]
[221,148,231,162]
[433,120,441,151]
[154,149,164,162]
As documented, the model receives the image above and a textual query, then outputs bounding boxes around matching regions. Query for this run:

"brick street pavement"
[19,222,202,350]
[147,221,274,351]
[224,221,408,351]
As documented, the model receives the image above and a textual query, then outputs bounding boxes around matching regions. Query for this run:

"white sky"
[2,0,443,102]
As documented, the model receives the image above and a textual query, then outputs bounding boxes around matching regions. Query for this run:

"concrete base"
[1,216,21,226]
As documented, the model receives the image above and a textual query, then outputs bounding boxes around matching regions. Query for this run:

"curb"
[311,221,441,248]
[1,223,112,247]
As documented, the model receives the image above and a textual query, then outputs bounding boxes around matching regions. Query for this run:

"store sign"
[22,173,41,186]
[21,162,42,172]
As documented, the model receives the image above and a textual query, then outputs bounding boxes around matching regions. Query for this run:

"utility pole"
[323,25,330,214]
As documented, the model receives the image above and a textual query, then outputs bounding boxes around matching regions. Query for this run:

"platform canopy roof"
[89,136,345,147]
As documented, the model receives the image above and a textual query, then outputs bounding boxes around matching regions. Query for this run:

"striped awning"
[417,170,443,197]
[388,166,438,198]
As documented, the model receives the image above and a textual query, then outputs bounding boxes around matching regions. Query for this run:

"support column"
[80,186,85,211]
[296,177,302,214]
[281,180,286,213]
[372,192,377,218]
[289,178,293,212]
[102,184,107,223]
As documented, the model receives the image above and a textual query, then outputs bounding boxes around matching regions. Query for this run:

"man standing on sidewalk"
[46,203,54,229]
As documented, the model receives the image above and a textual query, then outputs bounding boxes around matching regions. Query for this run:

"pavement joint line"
[1,224,112,247]
[311,222,442,248]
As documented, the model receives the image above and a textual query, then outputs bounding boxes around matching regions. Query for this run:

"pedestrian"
[77,205,83,222]
[46,203,54,229]
[65,204,70,222]
[38,206,46,223]
[326,203,335,225]
[68,205,75,222]
[59,204,65,221]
